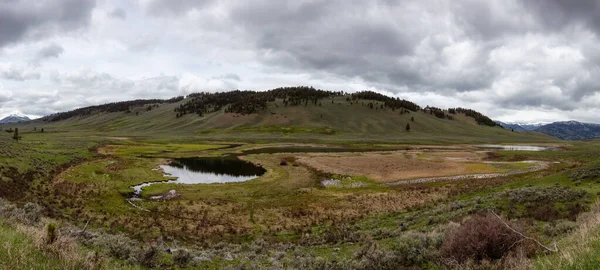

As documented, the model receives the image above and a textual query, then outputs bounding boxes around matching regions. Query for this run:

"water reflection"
[130,157,265,196]
[476,145,551,151]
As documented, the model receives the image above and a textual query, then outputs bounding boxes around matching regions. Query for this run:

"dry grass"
[534,200,600,269]
[296,150,504,182]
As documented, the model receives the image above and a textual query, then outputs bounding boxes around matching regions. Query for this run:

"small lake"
[131,157,265,196]
[476,145,552,151]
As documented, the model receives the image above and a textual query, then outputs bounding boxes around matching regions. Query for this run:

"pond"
[476,145,552,151]
[130,157,265,196]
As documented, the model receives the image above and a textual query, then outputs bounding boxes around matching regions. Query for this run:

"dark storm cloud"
[0,0,96,47]
[524,0,600,34]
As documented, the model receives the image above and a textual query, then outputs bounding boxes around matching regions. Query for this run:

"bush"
[136,245,160,268]
[440,214,521,263]
[95,234,139,261]
[0,200,43,225]
[542,220,578,237]
[173,249,192,267]
[392,231,443,266]
[353,239,403,270]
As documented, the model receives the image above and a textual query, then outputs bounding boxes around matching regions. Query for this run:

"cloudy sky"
[1,0,600,123]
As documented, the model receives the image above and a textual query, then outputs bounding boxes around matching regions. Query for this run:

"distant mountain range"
[0,114,31,124]
[496,120,600,140]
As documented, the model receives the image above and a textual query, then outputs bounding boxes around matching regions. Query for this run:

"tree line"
[43,96,183,122]
[175,86,342,117]
[350,91,420,112]
[450,107,498,127]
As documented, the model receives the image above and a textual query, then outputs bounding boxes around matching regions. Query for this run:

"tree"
[405,123,411,132]
[41,128,44,133]
[13,128,20,142]
[411,116,414,122]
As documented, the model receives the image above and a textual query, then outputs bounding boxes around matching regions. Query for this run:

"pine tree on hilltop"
[406,123,411,132]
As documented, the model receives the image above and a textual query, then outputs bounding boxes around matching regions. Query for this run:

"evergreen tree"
[411,116,415,122]
[405,123,411,132]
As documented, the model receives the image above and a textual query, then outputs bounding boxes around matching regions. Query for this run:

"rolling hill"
[10,87,555,143]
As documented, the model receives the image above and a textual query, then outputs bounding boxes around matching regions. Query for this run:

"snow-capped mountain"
[0,113,31,124]
[495,120,600,140]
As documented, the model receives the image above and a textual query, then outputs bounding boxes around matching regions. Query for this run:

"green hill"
[9,87,555,143]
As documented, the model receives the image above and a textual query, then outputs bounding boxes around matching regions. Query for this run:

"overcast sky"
[1,0,600,123]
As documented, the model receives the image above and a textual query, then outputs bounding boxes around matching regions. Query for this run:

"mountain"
[535,121,600,140]
[495,121,527,131]
[495,120,600,140]
[14,87,554,143]
[495,121,547,131]
[0,113,31,124]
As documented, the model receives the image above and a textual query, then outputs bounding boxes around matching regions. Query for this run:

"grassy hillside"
[8,93,554,143]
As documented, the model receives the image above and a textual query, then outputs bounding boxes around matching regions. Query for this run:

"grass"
[0,217,137,270]
[0,219,71,270]
[5,95,557,144]
[1,120,600,268]
[534,202,600,269]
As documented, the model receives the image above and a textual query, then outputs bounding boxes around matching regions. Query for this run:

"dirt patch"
[296,150,500,182]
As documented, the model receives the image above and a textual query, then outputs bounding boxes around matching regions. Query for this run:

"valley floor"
[2,131,600,269]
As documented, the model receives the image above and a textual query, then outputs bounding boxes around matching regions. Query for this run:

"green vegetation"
[4,91,600,268]
[6,89,556,144]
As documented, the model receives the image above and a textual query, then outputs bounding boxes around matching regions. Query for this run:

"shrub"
[136,245,160,268]
[22,202,44,225]
[440,214,521,263]
[353,239,403,270]
[95,234,139,261]
[173,249,192,267]
[46,223,58,245]
[542,220,577,237]
[528,204,560,221]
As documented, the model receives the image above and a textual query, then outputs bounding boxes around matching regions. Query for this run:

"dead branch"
[491,211,558,252]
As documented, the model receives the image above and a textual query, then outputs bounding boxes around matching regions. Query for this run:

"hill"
[13,87,554,143]
[0,113,30,124]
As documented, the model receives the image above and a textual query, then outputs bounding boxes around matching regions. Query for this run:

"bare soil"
[296,150,502,182]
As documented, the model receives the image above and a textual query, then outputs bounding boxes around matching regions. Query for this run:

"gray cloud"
[108,7,127,20]
[143,0,215,17]
[0,0,96,47]
[141,0,600,113]
[524,0,600,34]
[35,43,64,61]
[2,0,600,123]
[0,64,40,81]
